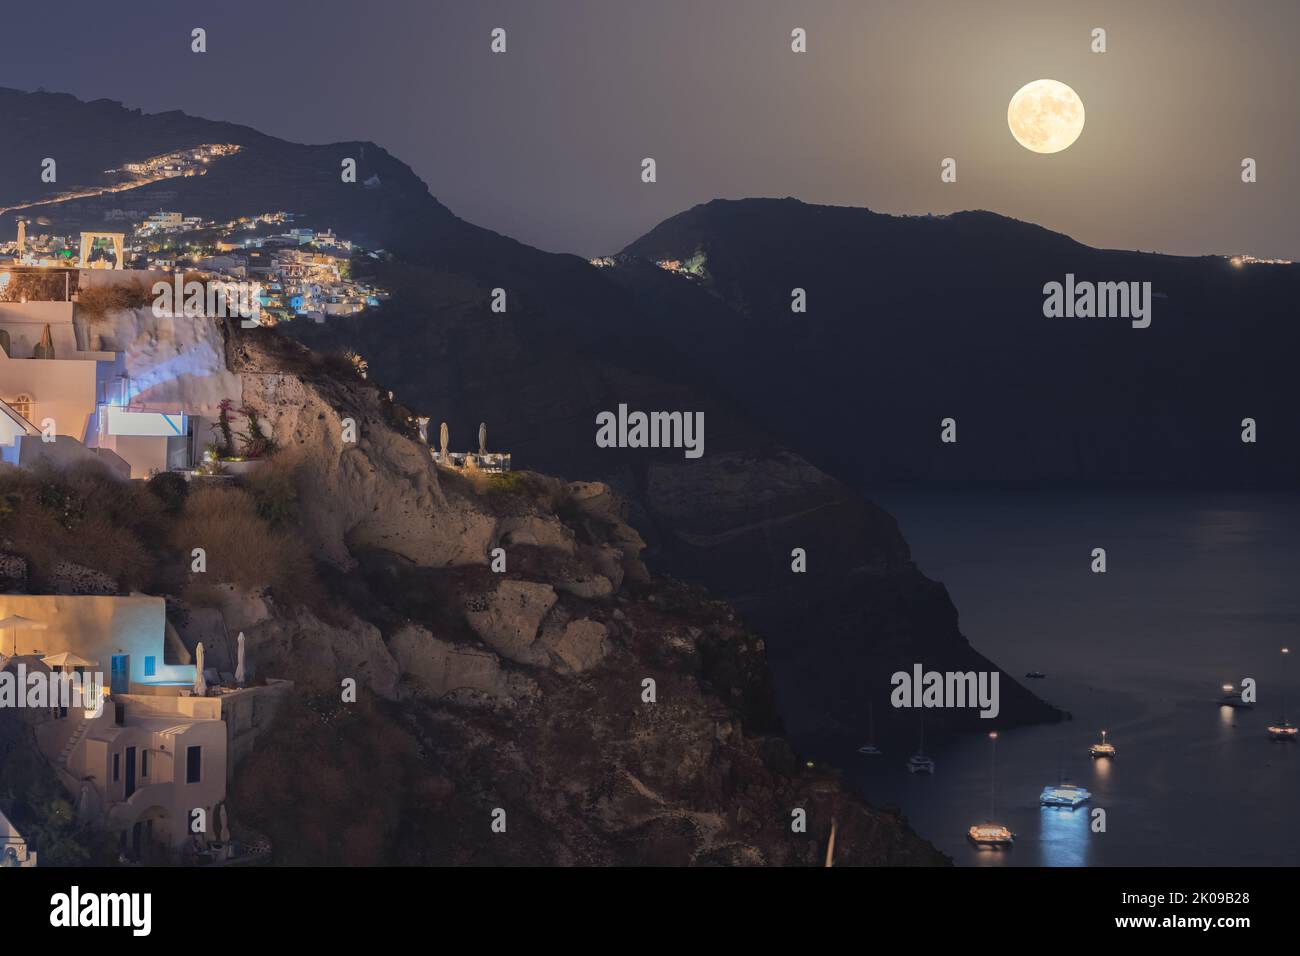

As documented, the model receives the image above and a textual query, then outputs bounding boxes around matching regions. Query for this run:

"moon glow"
[1008,79,1085,154]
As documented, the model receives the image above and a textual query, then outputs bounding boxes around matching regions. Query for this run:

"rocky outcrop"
[494,514,575,553]
[462,580,557,666]
[231,335,495,570]
[194,582,401,701]
[90,306,242,421]
[389,624,536,704]
[538,617,608,674]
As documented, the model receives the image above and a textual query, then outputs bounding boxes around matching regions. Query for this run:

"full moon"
[1007,79,1085,154]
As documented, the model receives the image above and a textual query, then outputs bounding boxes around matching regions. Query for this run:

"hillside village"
[0,245,518,863]
[0,258,296,864]
[0,249,505,864]
[1,142,389,326]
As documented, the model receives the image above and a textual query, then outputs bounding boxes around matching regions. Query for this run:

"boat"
[968,732,1013,848]
[1088,729,1116,758]
[1266,649,1295,739]
[1039,782,1092,808]
[857,702,883,756]
[906,714,933,773]
[1025,671,1047,679]
[967,823,1015,847]
[906,753,935,774]
[1266,647,1296,738]
[1218,684,1253,708]
[1267,720,1298,741]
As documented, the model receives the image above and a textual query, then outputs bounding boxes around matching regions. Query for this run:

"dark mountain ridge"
[615,197,1300,489]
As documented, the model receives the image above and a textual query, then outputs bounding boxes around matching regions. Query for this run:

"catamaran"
[968,732,1014,848]
[968,823,1015,847]
[1088,728,1116,758]
[906,753,935,774]
[1267,720,1297,740]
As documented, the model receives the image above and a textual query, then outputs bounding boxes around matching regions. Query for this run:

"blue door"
[110,655,129,694]
[124,746,136,798]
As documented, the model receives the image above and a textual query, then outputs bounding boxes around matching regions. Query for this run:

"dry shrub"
[68,512,154,587]
[227,694,431,865]
[243,448,302,529]
[0,271,70,303]
[75,277,153,321]
[171,485,317,606]
[0,460,166,592]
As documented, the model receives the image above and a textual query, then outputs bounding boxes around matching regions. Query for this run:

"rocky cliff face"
[220,327,946,865]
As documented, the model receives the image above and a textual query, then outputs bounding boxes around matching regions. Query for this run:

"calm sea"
[847,490,1300,866]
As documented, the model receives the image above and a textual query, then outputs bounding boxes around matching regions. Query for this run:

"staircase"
[57,718,93,767]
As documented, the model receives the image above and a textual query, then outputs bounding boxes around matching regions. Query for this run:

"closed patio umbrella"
[76,782,93,823]
[234,632,246,686]
[193,642,207,697]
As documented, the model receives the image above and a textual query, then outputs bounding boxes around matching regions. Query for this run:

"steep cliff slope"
[215,327,946,865]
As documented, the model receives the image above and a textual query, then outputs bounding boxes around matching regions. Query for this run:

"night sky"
[2,0,1296,259]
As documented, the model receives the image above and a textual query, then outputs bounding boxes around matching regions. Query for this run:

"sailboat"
[968,731,1014,848]
[906,714,934,774]
[1267,647,1297,740]
[857,702,883,756]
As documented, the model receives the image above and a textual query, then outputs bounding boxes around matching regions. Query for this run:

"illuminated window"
[10,394,32,422]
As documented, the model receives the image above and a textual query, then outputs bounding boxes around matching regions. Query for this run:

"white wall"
[0,594,195,688]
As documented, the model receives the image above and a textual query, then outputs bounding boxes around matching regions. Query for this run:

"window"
[143,656,156,677]
[10,394,32,422]
[186,745,201,784]
[112,753,120,782]
[141,749,149,778]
